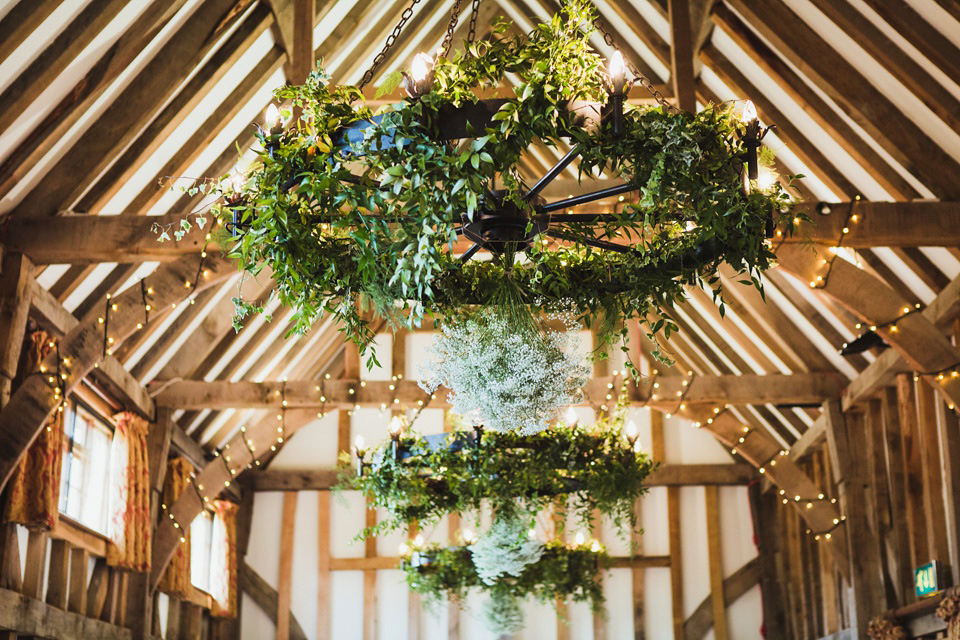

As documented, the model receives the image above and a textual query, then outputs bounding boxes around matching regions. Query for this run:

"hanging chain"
[467,0,482,43]
[440,0,466,58]
[591,16,678,113]
[358,0,424,90]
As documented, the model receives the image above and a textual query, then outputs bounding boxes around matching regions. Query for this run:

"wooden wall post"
[704,486,728,640]
[276,491,297,640]
[881,386,914,603]
[822,401,885,636]
[897,374,929,568]
[915,381,951,565]
[748,483,788,639]
[0,252,33,409]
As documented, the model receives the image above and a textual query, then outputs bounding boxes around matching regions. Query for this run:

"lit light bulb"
[413,534,424,547]
[463,529,476,544]
[609,50,627,89]
[411,53,432,83]
[741,100,757,123]
[265,104,280,130]
[388,416,403,438]
[565,406,578,427]
[230,172,245,192]
[590,540,601,553]
[354,434,365,452]
[756,168,777,191]
[575,531,585,546]
[528,528,537,539]
[398,542,410,556]
[625,419,638,444]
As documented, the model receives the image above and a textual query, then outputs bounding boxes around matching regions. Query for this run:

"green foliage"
[342,412,656,538]
[403,541,609,614]
[197,0,796,364]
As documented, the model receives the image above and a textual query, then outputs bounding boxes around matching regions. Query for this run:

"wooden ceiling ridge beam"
[777,244,960,410]
[249,463,758,491]
[723,0,960,199]
[0,253,234,493]
[10,200,960,264]
[154,373,844,411]
[10,0,256,219]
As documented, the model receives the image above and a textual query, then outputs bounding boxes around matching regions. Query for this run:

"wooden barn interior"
[0,0,959,638]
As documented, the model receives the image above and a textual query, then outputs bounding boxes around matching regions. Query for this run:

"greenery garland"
[181,0,797,367]
[342,410,655,538]
[402,540,609,614]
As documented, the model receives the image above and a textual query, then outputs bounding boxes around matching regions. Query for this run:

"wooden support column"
[748,484,787,639]
[166,598,182,640]
[317,491,331,640]
[881,386,914,604]
[68,546,89,615]
[362,500,378,640]
[86,560,109,619]
[0,523,21,592]
[704,486,727,640]
[935,392,960,573]
[0,253,32,409]
[45,539,70,609]
[916,381,951,565]
[822,401,885,636]
[277,491,297,640]
[553,498,570,640]
[897,374,929,569]
[23,530,47,600]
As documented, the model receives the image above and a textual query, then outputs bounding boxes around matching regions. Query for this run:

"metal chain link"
[467,0,481,43]
[440,0,465,58]
[591,16,678,113]
[358,0,423,90]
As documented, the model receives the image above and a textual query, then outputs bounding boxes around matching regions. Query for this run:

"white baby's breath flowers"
[469,514,545,585]
[418,307,589,435]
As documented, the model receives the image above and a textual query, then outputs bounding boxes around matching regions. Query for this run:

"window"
[191,510,214,593]
[58,399,113,535]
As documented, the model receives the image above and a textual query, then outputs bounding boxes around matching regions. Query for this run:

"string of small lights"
[802,196,863,291]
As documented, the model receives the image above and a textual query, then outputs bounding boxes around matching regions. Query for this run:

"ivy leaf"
[374,71,404,100]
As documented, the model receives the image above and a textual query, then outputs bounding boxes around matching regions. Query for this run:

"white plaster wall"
[241,333,764,639]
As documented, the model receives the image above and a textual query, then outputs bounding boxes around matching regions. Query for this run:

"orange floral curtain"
[210,500,239,618]
[106,412,151,571]
[158,457,194,596]
[3,331,64,530]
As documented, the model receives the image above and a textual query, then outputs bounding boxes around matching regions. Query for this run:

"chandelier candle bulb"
[404,52,435,97]
[603,50,632,137]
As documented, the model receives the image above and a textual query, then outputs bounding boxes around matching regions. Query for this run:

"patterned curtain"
[158,457,194,596]
[106,412,151,571]
[3,331,65,530]
[210,500,239,618]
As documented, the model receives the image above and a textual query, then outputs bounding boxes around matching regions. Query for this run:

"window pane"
[57,399,113,536]
[191,512,213,593]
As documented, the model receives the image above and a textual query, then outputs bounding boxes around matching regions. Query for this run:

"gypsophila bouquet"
[418,306,589,434]
[470,514,545,585]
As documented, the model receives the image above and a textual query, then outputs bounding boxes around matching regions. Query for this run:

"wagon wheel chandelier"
[212,0,795,354]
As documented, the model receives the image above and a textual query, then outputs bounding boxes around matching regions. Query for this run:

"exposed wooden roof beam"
[778,244,960,409]
[249,463,758,491]
[724,0,960,199]
[669,0,698,111]
[711,3,919,200]
[155,373,843,410]
[0,0,60,67]
[10,0,255,218]
[11,201,960,265]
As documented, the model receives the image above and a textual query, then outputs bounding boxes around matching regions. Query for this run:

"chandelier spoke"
[539,182,637,212]
[525,145,581,200]
[460,242,483,261]
[546,213,622,223]
[545,230,632,253]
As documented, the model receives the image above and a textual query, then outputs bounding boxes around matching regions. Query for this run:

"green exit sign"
[915,561,941,598]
